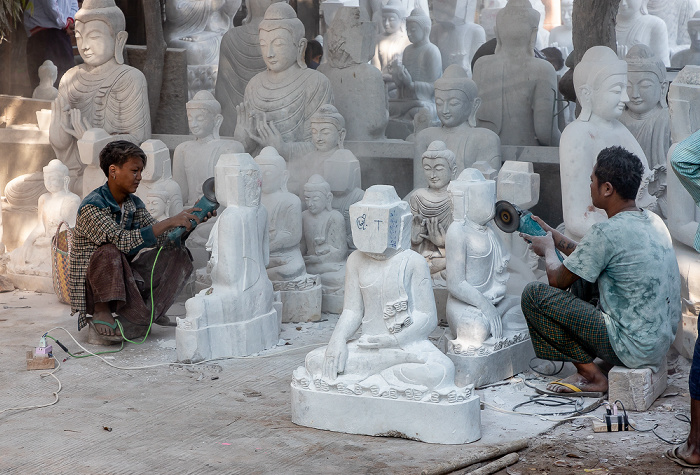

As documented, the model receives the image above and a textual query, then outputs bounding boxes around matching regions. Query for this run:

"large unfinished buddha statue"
[430,0,485,75]
[616,0,670,67]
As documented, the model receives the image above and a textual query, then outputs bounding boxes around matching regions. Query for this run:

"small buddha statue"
[414,64,501,190]
[548,0,573,57]
[172,90,244,208]
[616,0,670,67]
[294,185,467,403]
[472,0,560,146]
[322,150,364,252]
[32,60,58,101]
[620,44,671,218]
[445,168,527,353]
[49,0,151,196]
[671,12,700,68]
[371,0,410,94]
[233,3,333,161]
[134,140,183,220]
[560,46,653,241]
[408,141,457,283]
[430,0,485,75]
[301,175,347,314]
[215,0,285,137]
[8,160,80,276]
[389,8,443,122]
[318,6,388,141]
[176,152,279,361]
[145,190,170,222]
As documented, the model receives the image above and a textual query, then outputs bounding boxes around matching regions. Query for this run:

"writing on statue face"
[259,28,298,73]
[435,89,470,127]
[259,163,283,194]
[187,108,217,139]
[305,191,327,215]
[406,21,425,44]
[75,20,117,68]
[626,72,662,115]
[423,157,452,191]
[590,74,629,121]
[382,13,401,35]
[311,122,340,152]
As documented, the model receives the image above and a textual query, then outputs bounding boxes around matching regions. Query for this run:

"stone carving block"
[77,128,112,198]
[135,139,183,219]
[497,161,540,209]
[608,358,668,412]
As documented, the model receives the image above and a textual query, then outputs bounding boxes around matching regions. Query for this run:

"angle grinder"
[167,177,219,246]
[494,200,564,262]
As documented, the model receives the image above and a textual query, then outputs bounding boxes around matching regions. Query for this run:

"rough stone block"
[291,385,481,444]
[77,129,113,166]
[608,358,667,412]
[497,160,540,209]
[5,272,54,294]
[673,242,700,359]
[448,337,536,388]
[278,280,322,323]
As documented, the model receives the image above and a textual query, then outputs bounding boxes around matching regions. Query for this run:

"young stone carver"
[520,146,680,396]
[70,140,213,344]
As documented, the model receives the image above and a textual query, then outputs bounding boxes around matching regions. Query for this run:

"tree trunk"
[142,1,166,125]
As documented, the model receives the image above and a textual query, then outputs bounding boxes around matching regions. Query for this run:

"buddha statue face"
[383,12,402,34]
[561,0,573,28]
[259,28,299,72]
[259,162,285,194]
[589,74,629,121]
[423,156,453,191]
[435,89,472,128]
[618,0,646,19]
[626,71,663,115]
[311,120,343,152]
[690,22,700,51]
[406,19,428,44]
[575,47,630,122]
[187,107,218,139]
[305,190,330,215]
[44,170,67,194]
[75,20,118,67]
[448,169,496,226]
[146,195,167,218]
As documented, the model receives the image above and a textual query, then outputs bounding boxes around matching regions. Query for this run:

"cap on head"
[75,0,126,34]
[186,90,222,115]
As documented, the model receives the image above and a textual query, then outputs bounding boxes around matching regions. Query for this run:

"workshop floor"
[0,290,694,474]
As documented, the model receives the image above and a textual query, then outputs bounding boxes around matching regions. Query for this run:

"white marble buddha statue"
[548,0,573,57]
[134,140,183,220]
[164,0,241,98]
[616,0,670,67]
[430,0,485,75]
[322,150,364,252]
[445,168,526,353]
[215,0,285,137]
[620,44,671,218]
[49,0,151,196]
[414,64,501,190]
[389,8,443,122]
[560,46,653,241]
[478,0,507,41]
[8,160,80,277]
[294,185,463,402]
[32,60,58,101]
[648,0,699,55]
[672,12,700,68]
[233,3,333,161]
[472,0,560,146]
[177,152,278,361]
[371,0,411,99]
[301,175,347,314]
[172,90,244,208]
[408,141,457,283]
[145,190,170,222]
[318,6,388,142]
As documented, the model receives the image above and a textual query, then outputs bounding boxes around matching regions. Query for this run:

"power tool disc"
[202,177,218,203]
[494,200,520,233]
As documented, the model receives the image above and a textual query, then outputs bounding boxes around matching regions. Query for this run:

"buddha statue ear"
[660,80,669,108]
[213,113,224,140]
[115,30,128,65]
[325,190,334,210]
[63,175,70,193]
[281,169,290,192]
[338,127,347,149]
[578,85,593,121]
[297,38,308,68]
[468,97,481,128]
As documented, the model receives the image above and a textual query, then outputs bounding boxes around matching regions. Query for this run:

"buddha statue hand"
[481,299,502,340]
[392,63,414,91]
[254,111,287,157]
[411,215,427,245]
[52,95,90,140]
[234,101,264,149]
[419,217,447,248]
[357,334,398,349]
[323,337,349,380]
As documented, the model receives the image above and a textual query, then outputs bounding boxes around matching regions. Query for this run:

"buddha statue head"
[255,146,289,194]
[434,65,480,128]
[561,0,573,28]
[186,90,224,140]
[624,44,668,115]
[215,152,262,207]
[323,153,361,195]
[405,8,431,45]
[38,60,57,86]
[574,46,629,122]
[617,0,648,21]
[246,0,284,22]
[381,0,406,35]
[434,0,476,25]
[448,168,496,226]
[688,11,700,52]
[43,159,70,194]
[259,2,307,71]
[349,185,411,258]
[74,0,128,67]
[311,104,346,152]
[146,190,169,220]
[303,175,333,215]
[422,141,458,191]
[495,0,539,53]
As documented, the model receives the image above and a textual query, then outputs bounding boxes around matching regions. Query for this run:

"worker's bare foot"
[92,310,118,337]
[671,441,700,466]
[546,371,608,394]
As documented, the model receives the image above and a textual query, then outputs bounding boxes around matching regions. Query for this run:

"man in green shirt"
[520,146,681,396]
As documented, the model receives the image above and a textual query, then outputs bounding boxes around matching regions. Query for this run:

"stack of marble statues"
[2,0,700,445]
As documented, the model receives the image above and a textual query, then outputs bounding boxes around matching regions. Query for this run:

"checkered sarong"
[520,281,622,365]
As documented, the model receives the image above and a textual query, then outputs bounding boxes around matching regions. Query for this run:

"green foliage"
[0,0,31,42]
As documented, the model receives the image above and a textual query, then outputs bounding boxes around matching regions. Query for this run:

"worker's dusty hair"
[99,140,147,177]
[594,146,643,201]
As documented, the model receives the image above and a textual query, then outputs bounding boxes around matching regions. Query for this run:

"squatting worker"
[70,140,213,344]
[519,146,680,397]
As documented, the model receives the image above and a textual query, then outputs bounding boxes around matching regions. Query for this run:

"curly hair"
[594,146,644,201]
[99,140,147,177]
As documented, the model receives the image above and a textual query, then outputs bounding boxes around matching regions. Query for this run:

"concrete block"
[608,358,667,412]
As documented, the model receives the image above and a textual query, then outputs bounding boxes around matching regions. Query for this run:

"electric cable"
[0,360,62,415]
[612,399,691,445]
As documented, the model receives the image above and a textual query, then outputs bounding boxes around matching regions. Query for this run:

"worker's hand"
[171,207,202,231]
[520,231,555,257]
[531,215,554,234]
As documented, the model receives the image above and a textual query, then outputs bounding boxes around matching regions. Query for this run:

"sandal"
[87,318,123,345]
[533,379,606,398]
[666,446,700,468]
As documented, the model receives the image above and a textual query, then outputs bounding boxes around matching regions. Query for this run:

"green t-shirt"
[563,210,681,372]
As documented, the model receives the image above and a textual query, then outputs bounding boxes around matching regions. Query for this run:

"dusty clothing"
[70,184,178,330]
[671,128,700,251]
[85,244,192,330]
